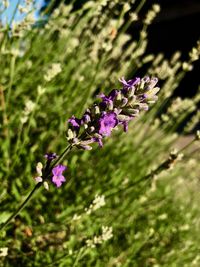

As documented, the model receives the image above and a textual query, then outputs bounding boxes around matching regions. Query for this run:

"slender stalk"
[0,183,42,231]
[51,145,72,168]
[0,144,73,232]
[72,247,85,267]
[135,0,147,13]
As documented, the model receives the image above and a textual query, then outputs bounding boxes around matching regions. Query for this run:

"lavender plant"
[0,75,159,230]
[0,1,200,266]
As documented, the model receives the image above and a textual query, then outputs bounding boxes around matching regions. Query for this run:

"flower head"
[66,76,159,150]
[52,165,66,187]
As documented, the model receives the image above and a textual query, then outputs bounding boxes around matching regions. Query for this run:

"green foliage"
[0,0,200,266]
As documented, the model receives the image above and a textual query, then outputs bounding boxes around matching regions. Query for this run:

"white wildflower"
[72,214,81,221]
[85,195,105,215]
[192,255,200,265]
[2,0,9,8]
[20,99,36,124]
[144,4,160,25]
[149,228,155,237]
[18,5,30,14]
[179,224,190,231]
[152,4,160,13]
[44,63,62,82]
[37,85,46,96]
[86,226,113,248]
[24,100,36,115]
[130,12,138,22]
[86,239,96,248]
[189,46,200,62]
[25,12,35,24]
[139,195,147,203]
[101,226,113,241]
[69,249,73,255]
[123,3,131,12]
[182,62,193,71]
[122,177,129,185]
[158,213,168,220]
[20,116,28,124]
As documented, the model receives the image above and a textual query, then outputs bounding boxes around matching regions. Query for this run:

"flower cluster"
[85,194,106,215]
[44,63,62,82]
[86,226,113,248]
[45,153,67,188]
[34,153,67,188]
[67,76,159,150]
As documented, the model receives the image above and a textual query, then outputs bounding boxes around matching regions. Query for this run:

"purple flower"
[52,165,66,188]
[98,112,118,137]
[45,153,57,161]
[92,136,103,148]
[82,113,91,123]
[66,75,159,150]
[68,116,81,130]
[119,77,140,89]
[99,94,113,109]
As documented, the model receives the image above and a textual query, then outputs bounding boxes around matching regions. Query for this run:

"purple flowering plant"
[35,76,159,189]
[67,76,159,151]
[0,76,160,231]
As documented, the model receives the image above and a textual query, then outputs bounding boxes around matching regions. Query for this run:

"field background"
[0,1,200,266]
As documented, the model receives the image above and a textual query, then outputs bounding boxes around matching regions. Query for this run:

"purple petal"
[68,116,81,129]
[98,112,118,137]
[52,164,66,176]
[119,77,140,88]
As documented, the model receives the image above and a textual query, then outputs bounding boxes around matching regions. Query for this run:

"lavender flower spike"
[66,76,159,150]
[52,165,66,188]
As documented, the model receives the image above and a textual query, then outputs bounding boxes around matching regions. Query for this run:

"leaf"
[0,212,11,224]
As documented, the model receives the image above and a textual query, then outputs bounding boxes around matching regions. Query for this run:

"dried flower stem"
[106,138,197,198]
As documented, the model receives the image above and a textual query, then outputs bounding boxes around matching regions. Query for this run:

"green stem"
[72,247,85,267]
[0,183,42,232]
[51,145,73,168]
[0,144,73,232]
[135,0,147,13]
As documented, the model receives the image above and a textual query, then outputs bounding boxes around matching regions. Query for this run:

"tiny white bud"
[35,176,43,183]
[43,181,49,191]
